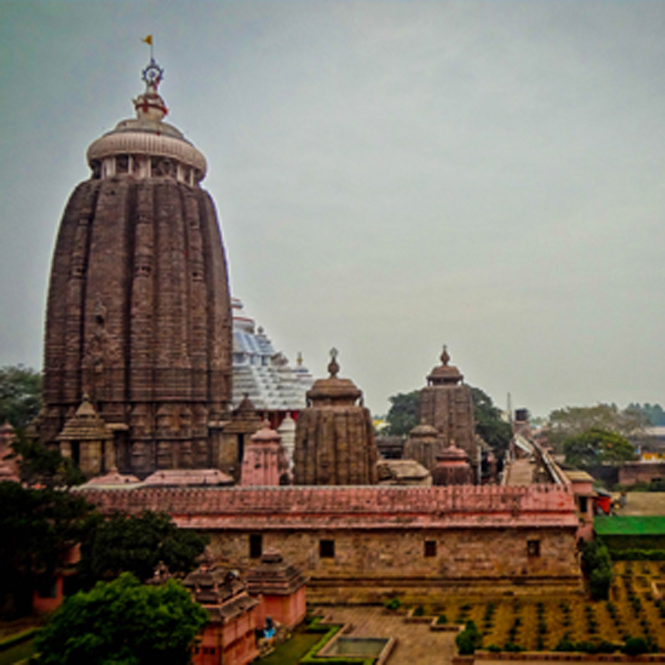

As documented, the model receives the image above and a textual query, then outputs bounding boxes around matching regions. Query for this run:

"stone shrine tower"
[419,346,478,482]
[294,350,378,485]
[36,55,232,476]
[403,423,441,473]
[432,444,474,486]
[240,421,289,486]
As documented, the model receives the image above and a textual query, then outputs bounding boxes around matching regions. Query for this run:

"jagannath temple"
[27,52,593,609]
[32,54,233,478]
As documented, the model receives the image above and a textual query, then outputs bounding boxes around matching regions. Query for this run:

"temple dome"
[427,345,463,386]
[85,56,207,183]
[306,349,362,406]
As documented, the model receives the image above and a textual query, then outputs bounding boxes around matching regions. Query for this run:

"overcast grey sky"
[1,1,664,417]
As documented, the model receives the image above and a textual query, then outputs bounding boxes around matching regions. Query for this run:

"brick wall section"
[619,462,665,485]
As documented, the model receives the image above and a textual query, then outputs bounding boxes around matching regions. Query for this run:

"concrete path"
[315,605,457,665]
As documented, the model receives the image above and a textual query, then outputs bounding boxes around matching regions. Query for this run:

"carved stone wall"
[40,177,232,476]
[82,484,582,602]
[293,353,378,485]
[419,348,478,480]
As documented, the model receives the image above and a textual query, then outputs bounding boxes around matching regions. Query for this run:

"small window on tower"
[527,540,540,557]
[249,534,262,559]
[424,540,437,557]
[320,539,335,558]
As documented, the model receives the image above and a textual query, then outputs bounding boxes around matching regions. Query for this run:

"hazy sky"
[1,1,664,417]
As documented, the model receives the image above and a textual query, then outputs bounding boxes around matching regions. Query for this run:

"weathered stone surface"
[240,422,289,486]
[403,424,442,473]
[81,484,582,601]
[293,351,378,485]
[420,347,478,480]
[432,444,474,486]
[37,61,232,478]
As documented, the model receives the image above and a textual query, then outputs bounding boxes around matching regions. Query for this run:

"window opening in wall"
[579,496,588,514]
[424,540,437,557]
[527,539,540,557]
[319,539,335,558]
[249,533,262,559]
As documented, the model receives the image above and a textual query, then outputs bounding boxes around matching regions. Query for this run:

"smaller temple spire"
[328,348,340,378]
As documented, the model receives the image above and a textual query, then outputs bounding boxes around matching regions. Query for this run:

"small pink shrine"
[184,565,259,665]
[246,549,307,630]
[432,444,474,486]
[240,422,289,486]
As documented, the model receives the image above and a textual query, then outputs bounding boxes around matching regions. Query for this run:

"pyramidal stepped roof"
[56,395,113,441]
[231,298,313,411]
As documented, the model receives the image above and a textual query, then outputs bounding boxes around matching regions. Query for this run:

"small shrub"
[436,614,447,625]
[554,637,576,652]
[622,636,649,656]
[597,640,618,654]
[384,597,401,611]
[487,644,502,653]
[413,605,424,617]
[456,621,481,656]
[503,641,524,653]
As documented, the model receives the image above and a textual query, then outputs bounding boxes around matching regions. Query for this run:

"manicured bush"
[554,637,576,652]
[622,636,649,656]
[384,597,401,611]
[456,621,482,656]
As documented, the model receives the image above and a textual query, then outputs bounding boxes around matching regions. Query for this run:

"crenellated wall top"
[81,484,579,531]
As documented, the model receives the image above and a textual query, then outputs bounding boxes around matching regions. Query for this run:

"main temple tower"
[36,55,232,477]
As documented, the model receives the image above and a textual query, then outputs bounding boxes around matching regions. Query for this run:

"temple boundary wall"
[81,484,579,530]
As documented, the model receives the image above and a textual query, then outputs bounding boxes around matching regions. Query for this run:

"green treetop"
[36,572,208,665]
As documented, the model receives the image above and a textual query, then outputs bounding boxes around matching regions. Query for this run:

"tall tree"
[0,482,95,617]
[36,572,208,665]
[627,403,665,426]
[547,403,648,451]
[10,429,85,489]
[0,365,41,429]
[384,390,420,436]
[79,511,208,586]
[469,386,512,457]
[563,427,637,469]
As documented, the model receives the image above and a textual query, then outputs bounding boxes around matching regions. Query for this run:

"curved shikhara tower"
[37,57,232,477]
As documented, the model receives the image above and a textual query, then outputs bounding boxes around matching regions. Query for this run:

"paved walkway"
[314,606,457,665]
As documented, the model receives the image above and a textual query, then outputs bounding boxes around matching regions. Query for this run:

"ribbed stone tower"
[294,350,378,485]
[36,55,232,476]
[403,423,441,473]
[419,346,478,482]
